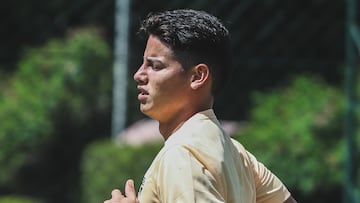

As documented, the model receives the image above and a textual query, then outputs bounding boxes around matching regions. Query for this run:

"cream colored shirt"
[138,109,290,203]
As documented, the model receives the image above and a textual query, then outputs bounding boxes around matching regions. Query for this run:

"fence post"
[112,0,131,139]
[344,0,358,202]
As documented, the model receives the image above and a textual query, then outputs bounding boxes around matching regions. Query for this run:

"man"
[105,9,297,203]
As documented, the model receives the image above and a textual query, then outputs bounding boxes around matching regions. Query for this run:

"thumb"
[125,179,137,200]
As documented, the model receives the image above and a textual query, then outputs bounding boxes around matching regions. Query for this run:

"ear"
[190,64,210,90]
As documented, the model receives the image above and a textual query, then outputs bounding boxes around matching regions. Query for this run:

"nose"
[133,64,147,84]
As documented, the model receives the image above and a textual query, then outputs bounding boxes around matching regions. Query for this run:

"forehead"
[144,35,174,59]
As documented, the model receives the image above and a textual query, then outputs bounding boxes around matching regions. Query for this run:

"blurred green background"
[0,0,358,202]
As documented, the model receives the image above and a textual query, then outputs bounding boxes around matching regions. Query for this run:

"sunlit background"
[0,0,358,203]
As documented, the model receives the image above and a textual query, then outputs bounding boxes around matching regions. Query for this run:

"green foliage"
[81,140,161,203]
[0,28,112,188]
[237,76,345,195]
[0,195,43,203]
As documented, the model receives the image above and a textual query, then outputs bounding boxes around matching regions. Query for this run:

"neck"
[158,111,194,140]
[159,97,213,140]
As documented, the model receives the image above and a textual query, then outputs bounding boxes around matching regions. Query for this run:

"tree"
[238,76,346,202]
[0,28,112,202]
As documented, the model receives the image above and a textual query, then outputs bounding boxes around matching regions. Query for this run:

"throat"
[159,120,185,140]
[159,122,184,140]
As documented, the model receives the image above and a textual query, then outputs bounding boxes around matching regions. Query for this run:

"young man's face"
[133,35,193,122]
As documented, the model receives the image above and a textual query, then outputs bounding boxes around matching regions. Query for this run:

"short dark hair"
[139,9,233,95]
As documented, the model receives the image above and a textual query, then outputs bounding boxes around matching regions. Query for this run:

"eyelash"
[149,63,162,71]
[144,59,164,71]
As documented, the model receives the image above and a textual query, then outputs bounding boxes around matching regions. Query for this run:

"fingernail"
[128,180,134,188]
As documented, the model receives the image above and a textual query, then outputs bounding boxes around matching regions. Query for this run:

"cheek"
[152,81,175,98]
[150,75,176,93]
[149,82,181,105]
[149,71,190,99]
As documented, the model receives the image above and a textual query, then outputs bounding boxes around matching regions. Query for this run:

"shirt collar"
[165,109,218,145]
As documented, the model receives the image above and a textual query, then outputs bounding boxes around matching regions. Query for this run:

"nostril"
[134,73,143,83]
[135,76,148,85]
[134,68,147,83]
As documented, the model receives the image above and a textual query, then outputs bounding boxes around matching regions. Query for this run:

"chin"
[140,105,151,115]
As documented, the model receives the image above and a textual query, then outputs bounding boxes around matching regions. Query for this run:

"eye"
[150,62,164,71]
[145,58,165,71]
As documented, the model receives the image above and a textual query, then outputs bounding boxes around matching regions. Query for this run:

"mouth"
[137,86,149,101]
[138,86,149,94]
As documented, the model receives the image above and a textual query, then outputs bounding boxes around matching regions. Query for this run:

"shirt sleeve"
[246,151,291,203]
[156,146,224,203]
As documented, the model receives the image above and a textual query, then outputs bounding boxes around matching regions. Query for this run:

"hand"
[104,179,139,203]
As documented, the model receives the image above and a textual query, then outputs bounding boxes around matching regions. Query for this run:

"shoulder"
[153,144,192,167]
[230,138,252,160]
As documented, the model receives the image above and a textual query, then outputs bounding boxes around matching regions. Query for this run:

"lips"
[137,86,149,101]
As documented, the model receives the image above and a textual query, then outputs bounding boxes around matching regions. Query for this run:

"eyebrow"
[146,56,165,63]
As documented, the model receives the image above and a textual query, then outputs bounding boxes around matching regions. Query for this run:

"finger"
[111,189,124,200]
[125,179,137,200]
[104,199,116,203]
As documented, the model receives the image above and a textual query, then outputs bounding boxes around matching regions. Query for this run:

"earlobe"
[190,64,209,90]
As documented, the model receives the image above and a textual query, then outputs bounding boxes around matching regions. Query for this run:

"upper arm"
[247,151,291,203]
